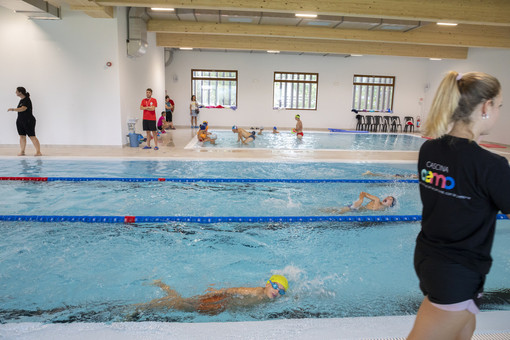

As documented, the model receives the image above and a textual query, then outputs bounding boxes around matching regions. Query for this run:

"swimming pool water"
[0,159,418,179]
[187,131,426,151]
[1,221,509,323]
[0,159,508,324]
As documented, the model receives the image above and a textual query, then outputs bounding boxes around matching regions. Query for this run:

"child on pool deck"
[136,275,289,316]
[322,191,396,214]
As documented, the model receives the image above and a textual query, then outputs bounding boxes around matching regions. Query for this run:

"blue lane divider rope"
[2,176,419,184]
[0,214,507,224]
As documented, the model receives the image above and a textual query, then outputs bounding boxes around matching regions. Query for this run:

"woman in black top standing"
[7,87,42,156]
[408,71,510,339]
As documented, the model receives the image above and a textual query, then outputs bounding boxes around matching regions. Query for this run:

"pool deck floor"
[1,127,509,339]
[0,128,509,162]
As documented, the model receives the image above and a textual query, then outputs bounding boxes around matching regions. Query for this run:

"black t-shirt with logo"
[17,97,34,120]
[416,135,510,275]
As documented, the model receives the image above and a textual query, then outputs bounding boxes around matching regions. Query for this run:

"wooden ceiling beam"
[69,5,114,18]
[156,33,468,59]
[148,20,510,49]
[94,0,510,26]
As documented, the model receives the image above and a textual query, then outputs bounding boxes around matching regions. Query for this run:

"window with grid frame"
[273,72,318,110]
[192,69,238,107]
[352,75,395,112]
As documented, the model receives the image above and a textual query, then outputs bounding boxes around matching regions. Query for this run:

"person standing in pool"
[140,88,159,150]
[137,274,289,316]
[408,71,510,340]
[7,87,42,156]
[232,125,255,143]
[294,114,303,139]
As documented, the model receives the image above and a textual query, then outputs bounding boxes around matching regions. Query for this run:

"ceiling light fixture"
[179,47,193,50]
[267,50,280,54]
[429,58,442,61]
[350,54,363,57]
[151,7,175,11]
[295,13,317,18]
[436,22,457,26]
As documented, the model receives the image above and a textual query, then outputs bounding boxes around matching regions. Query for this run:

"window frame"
[352,74,395,112]
[191,69,238,108]
[273,71,319,111]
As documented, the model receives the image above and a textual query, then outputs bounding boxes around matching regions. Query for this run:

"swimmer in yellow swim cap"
[135,274,289,316]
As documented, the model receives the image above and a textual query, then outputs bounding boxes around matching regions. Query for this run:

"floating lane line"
[0,214,508,224]
[0,177,418,184]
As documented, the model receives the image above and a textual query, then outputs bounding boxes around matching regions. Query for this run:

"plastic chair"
[355,114,365,131]
[390,116,402,133]
[381,116,391,132]
[372,115,383,132]
[403,116,415,133]
[365,115,374,132]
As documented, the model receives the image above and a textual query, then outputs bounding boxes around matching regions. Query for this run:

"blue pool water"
[0,159,508,324]
[187,131,426,151]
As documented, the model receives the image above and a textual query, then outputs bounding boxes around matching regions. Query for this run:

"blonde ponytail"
[424,71,460,138]
[425,71,501,139]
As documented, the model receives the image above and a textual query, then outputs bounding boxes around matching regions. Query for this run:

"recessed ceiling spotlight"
[350,54,363,57]
[429,58,442,61]
[295,13,317,18]
[267,50,280,54]
[179,47,193,50]
[151,7,175,11]
[436,22,457,26]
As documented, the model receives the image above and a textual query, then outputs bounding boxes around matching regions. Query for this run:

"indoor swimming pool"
[0,158,508,325]
[185,131,426,151]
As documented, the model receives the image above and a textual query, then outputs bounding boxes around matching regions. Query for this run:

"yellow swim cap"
[268,274,289,292]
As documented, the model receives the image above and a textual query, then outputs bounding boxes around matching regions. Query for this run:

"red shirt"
[141,97,157,121]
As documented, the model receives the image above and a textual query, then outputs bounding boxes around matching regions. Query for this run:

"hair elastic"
[456,73,463,81]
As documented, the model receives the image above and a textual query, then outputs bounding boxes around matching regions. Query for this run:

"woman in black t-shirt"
[408,72,510,340]
[7,87,42,156]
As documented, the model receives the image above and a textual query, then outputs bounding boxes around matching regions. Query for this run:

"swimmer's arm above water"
[360,192,380,203]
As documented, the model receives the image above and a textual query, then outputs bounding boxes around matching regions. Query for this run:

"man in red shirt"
[140,88,159,150]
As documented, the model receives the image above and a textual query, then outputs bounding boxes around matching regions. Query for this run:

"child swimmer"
[136,274,289,316]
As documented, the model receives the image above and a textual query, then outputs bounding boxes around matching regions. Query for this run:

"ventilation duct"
[0,0,60,20]
[127,7,149,57]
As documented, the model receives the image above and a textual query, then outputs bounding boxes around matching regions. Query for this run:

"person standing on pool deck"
[140,88,159,150]
[164,95,176,130]
[408,71,510,340]
[294,114,303,139]
[190,95,199,128]
[7,87,42,156]
[137,274,289,315]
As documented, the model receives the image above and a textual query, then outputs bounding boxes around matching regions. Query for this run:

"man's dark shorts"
[143,120,157,131]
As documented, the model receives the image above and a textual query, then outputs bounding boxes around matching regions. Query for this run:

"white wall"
[422,48,510,145]
[1,3,508,146]
[0,6,122,146]
[116,7,165,139]
[165,52,429,130]
[165,49,510,145]
[0,5,165,146]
